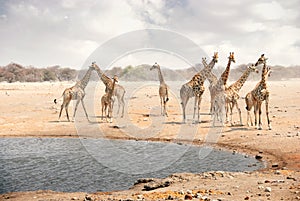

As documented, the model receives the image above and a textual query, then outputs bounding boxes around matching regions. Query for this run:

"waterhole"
[0,138,263,193]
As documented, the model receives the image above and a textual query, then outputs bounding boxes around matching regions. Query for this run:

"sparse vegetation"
[0,62,299,82]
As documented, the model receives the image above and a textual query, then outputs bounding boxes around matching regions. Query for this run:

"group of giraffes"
[54,62,125,123]
[54,53,272,130]
[151,53,272,130]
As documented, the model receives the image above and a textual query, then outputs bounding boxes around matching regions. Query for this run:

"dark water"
[0,138,264,193]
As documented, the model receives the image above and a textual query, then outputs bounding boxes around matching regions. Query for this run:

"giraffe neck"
[220,59,232,86]
[156,66,165,84]
[94,65,113,88]
[230,67,252,92]
[108,79,116,100]
[201,57,218,84]
[260,67,269,89]
[261,62,267,80]
[76,67,93,89]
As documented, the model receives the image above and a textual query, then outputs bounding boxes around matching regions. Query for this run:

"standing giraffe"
[101,75,118,122]
[246,54,271,130]
[225,64,259,125]
[180,52,218,123]
[150,62,169,116]
[54,66,95,122]
[202,60,227,126]
[91,62,125,118]
[202,52,235,113]
[245,67,272,127]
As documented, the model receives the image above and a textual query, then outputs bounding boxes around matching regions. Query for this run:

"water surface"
[0,138,263,193]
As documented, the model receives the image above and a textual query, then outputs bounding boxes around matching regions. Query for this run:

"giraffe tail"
[54,94,63,104]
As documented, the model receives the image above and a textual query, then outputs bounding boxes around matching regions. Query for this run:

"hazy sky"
[0,0,299,69]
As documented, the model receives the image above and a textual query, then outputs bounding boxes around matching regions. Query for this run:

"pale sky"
[0,0,299,69]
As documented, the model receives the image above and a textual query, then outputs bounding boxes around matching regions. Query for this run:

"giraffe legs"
[193,96,199,122]
[257,102,263,130]
[180,96,189,123]
[235,100,243,126]
[81,99,90,122]
[196,96,202,123]
[72,99,81,122]
[266,96,272,130]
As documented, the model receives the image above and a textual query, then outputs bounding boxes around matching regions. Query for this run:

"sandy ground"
[0,80,300,200]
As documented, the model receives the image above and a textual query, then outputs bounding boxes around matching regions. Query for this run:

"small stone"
[244,196,249,200]
[184,194,193,200]
[143,118,148,121]
[71,197,78,200]
[296,196,300,200]
[274,170,281,174]
[287,176,297,181]
[258,185,264,190]
[258,181,264,184]
[137,194,143,199]
[265,187,272,192]
[272,163,279,168]
[179,190,185,195]
[186,190,192,194]
[195,193,202,198]
[255,155,263,160]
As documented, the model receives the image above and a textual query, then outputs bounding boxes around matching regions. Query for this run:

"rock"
[255,155,263,160]
[71,197,78,200]
[195,193,203,198]
[287,176,297,181]
[272,163,279,168]
[258,181,264,184]
[184,194,193,200]
[244,196,250,200]
[265,187,272,192]
[85,195,92,201]
[274,170,281,174]
[166,195,174,200]
[186,190,192,194]
[137,194,143,200]
[258,185,264,190]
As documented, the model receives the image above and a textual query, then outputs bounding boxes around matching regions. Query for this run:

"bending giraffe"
[150,62,169,116]
[245,54,272,130]
[225,64,259,125]
[180,52,218,123]
[54,65,95,122]
[101,75,118,123]
[91,62,125,118]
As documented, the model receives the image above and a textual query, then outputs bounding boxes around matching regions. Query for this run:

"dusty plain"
[0,79,300,200]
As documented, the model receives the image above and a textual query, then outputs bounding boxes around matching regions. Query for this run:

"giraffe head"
[213,52,218,63]
[90,61,99,70]
[228,52,235,63]
[112,75,119,83]
[255,54,268,66]
[248,64,259,73]
[150,62,160,70]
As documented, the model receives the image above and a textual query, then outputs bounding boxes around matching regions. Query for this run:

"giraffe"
[245,54,272,130]
[202,52,235,113]
[91,62,125,118]
[180,52,218,123]
[150,62,169,116]
[245,68,272,127]
[225,64,259,125]
[54,65,95,122]
[200,63,226,127]
[101,75,118,122]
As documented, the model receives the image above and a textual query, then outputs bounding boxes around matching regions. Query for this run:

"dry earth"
[0,79,300,201]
